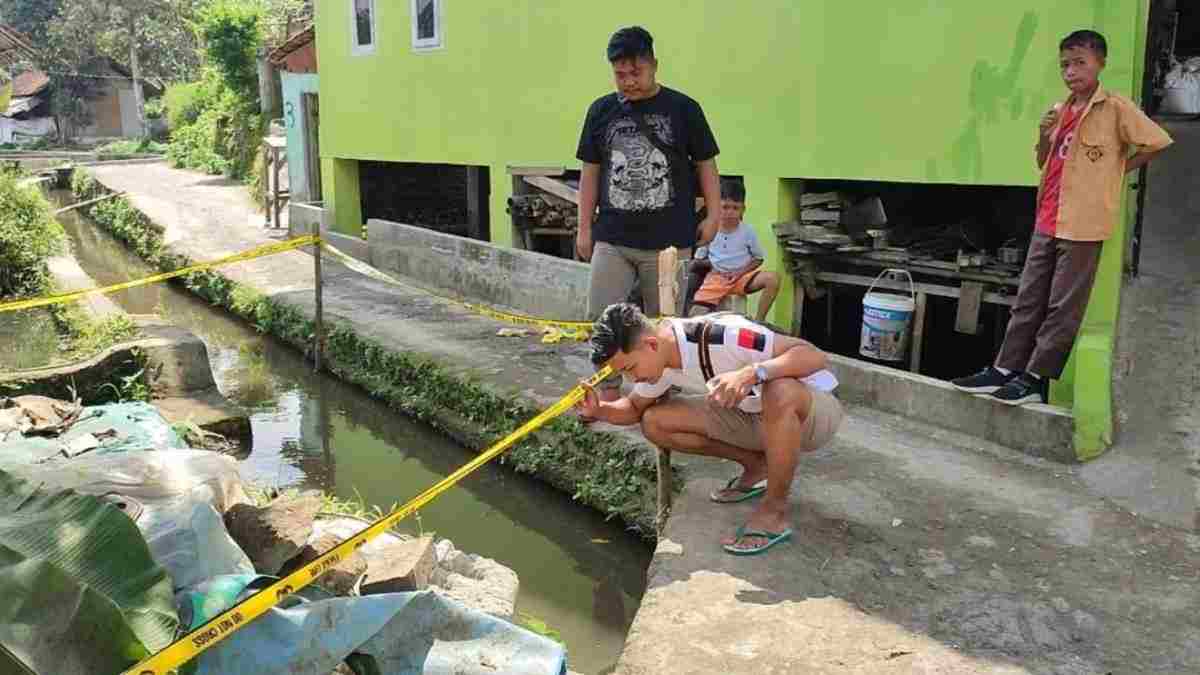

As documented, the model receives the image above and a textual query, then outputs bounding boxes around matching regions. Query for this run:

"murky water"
[52,192,648,674]
[0,308,59,371]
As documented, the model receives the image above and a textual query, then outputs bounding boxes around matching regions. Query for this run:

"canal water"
[51,192,649,675]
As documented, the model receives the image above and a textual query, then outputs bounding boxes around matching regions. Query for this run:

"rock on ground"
[224,490,321,574]
[279,531,369,596]
[429,539,519,620]
[359,534,436,595]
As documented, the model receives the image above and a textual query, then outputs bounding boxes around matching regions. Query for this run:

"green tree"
[45,0,202,138]
[0,0,62,47]
[197,0,263,97]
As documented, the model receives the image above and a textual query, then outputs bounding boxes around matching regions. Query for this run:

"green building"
[312,1,1158,458]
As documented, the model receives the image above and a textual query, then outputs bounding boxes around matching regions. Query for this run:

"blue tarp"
[0,401,182,465]
[183,576,568,675]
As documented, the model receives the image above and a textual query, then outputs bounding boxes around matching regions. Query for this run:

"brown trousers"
[996,233,1102,379]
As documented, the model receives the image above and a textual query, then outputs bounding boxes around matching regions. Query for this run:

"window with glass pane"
[355,0,373,47]
[416,0,436,40]
[411,0,442,50]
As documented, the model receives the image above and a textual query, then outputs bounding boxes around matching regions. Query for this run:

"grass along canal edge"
[70,168,675,538]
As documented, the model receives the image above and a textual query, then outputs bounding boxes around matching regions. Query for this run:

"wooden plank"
[507,165,566,177]
[522,175,579,205]
[657,247,680,318]
[801,208,841,222]
[791,283,805,337]
[313,238,323,372]
[262,142,271,226]
[800,191,842,207]
[511,175,532,251]
[54,191,126,215]
[814,271,1015,306]
[528,228,574,236]
[656,449,672,534]
[909,292,928,373]
[827,254,1021,287]
[955,281,984,335]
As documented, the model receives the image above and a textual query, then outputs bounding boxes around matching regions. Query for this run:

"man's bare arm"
[1126,148,1165,174]
[577,386,658,426]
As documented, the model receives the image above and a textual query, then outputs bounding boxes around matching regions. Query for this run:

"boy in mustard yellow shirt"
[953,30,1172,405]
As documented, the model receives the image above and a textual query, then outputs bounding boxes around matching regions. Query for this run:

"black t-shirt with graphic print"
[576,87,719,251]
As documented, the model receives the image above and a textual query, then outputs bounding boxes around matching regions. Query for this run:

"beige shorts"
[674,386,844,452]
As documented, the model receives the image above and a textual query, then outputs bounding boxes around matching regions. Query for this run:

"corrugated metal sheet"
[11,71,48,97]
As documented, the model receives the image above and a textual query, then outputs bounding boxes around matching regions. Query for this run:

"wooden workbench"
[786,245,1020,374]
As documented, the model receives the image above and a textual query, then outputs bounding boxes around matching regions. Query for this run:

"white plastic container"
[860,269,915,362]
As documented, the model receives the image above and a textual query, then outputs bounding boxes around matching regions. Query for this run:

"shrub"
[164,80,209,131]
[0,174,64,298]
[95,138,167,159]
[142,97,165,121]
[166,69,265,179]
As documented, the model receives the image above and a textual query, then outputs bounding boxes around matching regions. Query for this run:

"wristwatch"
[754,364,770,385]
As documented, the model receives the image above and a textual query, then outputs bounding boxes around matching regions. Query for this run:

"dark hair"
[607,26,655,63]
[720,178,746,203]
[1060,30,1107,58]
[590,303,651,365]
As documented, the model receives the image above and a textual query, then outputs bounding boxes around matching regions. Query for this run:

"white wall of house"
[117,85,140,137]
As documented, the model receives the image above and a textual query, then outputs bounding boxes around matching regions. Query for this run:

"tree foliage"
[0,0,61,47]
[48,0,202,84]
[197,0,263,97]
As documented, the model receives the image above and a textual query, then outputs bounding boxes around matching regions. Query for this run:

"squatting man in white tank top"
[576,302,845,556]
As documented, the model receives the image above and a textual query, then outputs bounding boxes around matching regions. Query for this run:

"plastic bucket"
[860,269,915,362]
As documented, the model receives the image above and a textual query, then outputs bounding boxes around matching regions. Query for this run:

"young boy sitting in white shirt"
[689,179,781,322]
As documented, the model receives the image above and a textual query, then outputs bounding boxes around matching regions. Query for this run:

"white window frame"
[349,0,377,56]
[410,0,444,52]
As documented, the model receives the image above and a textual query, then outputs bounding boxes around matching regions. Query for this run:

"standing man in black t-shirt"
[576,26,722,402]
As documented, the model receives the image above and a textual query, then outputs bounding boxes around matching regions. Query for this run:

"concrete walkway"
[87,162,1199,675]
[1092,119,1200,532]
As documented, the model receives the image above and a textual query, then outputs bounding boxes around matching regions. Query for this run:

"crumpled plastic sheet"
[183,580,567,675]
[4,449,252,589]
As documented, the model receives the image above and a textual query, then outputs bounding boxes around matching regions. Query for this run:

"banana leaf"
[0,469,178,674]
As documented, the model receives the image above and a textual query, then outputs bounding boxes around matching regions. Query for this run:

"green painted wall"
[315,1,1147,457]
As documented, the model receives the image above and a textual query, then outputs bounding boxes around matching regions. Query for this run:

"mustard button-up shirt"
[1037,87,1172,242]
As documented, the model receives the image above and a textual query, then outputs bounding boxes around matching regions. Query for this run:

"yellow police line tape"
[315,241,593,342]
[0,234,594,343]
[122,364,613,675]
[0,235,321,315]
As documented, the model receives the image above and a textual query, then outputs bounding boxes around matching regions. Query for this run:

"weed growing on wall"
[70,170,671,537]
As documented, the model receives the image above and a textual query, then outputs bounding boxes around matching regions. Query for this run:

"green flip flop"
[722,528,793,556]
[710,476,767,503]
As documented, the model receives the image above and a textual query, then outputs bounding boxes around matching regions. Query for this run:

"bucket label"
[860,304,912,362]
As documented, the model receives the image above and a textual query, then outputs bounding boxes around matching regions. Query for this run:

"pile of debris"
[506,194,579,233]
[0,399,561,675]
[773,191,890,253]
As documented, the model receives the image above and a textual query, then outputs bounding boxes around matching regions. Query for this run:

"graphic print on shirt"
[1057,130,1074,160]
[604,114,675,212]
